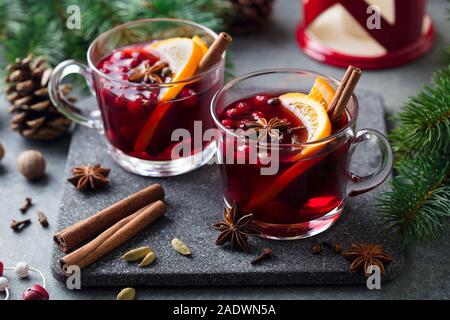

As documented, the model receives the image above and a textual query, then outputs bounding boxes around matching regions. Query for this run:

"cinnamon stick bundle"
[327,66,362,122]
[60,200,166,273]
[54,184,164,253]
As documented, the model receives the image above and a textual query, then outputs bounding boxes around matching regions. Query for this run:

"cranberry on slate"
[235,102,251,115]
[23,284,49,300]
[225,108,239,119]
[178,88,198,109]
[221,119,235,129]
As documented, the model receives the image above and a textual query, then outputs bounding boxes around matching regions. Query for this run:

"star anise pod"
[128,61,170,84]
[245,117,290,142]
[342,243,393,277]
[67,164,111,191]
[212,202,260,252]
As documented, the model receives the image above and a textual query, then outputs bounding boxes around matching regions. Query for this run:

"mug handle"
[48,60,103,130]
[347,129,393,197]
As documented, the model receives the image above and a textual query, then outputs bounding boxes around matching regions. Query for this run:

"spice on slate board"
[17,150,46,180]
[212,202,260,252]
[19,197,32,213]
[342,243,393,277]
[67,164,111,191]
[323,241,343,253]
[117,287,135,300]
[121,246,153,262]
[38,211,49,227]
[60,201,166,274]
[251,248,273,265]
[11,219,31,232]
[54,184,164,253]
[171,238,192,256]
[139,251,156,268]
[311,243,322,254]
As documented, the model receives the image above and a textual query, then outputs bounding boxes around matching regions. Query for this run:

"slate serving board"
[52,90,403,286]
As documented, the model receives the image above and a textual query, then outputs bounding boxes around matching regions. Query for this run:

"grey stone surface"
[0,0,449,300]
[50,90,401,287]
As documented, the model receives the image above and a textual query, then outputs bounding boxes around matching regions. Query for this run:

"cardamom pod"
[116,287,135,300]
[171,238,192,256]
[120,246,152,262]
[138,251,156,268]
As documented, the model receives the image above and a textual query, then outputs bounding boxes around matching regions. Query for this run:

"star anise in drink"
[244,117,290,142]
[342,243,393,277]
[67,164,111,191]
[128,61,171,84]
[212,202,260,252]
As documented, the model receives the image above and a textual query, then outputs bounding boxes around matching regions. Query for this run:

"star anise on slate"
[245,117,290,142]
[128,61,171,84]
[342,243,393,277]
[212,202,260,252]
[67,164,111,191]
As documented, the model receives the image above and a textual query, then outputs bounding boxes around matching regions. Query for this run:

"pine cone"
[5,55,73,140]
[227,0,275,34]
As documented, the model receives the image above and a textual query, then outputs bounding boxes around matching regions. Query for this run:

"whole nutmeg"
[0,142,4,162]
[17,150,46,180]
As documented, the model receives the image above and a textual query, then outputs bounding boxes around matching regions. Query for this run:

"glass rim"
[210,68,359,148]
[87,18,224,88]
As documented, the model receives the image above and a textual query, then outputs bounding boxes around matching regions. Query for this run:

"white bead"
[14,261,29,278]
[0,277,8,291]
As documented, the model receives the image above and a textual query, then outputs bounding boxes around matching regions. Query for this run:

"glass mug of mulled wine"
[49,18,225,176]
[211,69,393,239]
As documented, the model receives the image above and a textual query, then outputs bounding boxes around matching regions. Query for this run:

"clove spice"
[311,243,322,254]
[251,248,273,265]
[11,219,31,232]
[38,211,49,227]
[19,197,32,213]
[323,241,343,253]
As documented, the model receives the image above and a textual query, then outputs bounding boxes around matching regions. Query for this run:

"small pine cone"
[227,0,275,34]
[5,54,74,140]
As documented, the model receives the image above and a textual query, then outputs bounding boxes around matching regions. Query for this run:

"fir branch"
[388,67,450,163]
[0,0,24,39]
[377,153,450,247]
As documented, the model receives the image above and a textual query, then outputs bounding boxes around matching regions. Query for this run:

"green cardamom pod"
[138,251,156,268]
[116,287,135,300]
[171,238,191,256]
[120,246,152,262]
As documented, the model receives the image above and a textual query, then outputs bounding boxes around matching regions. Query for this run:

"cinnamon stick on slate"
[54,184,165,253]
[60,200,166,273]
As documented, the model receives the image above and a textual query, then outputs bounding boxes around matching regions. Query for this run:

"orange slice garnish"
[192,35,209,56]
[308,78,336,109]
[247,93,332,209]
[145,37,204,101]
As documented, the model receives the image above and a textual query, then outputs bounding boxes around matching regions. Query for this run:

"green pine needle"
[388,67,450,163]
[377,154,450,247]
[0,0,24,39]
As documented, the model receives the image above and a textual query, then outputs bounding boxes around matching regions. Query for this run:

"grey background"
[1,0,449,299]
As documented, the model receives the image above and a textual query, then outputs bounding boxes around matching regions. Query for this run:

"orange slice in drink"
[135,37,205,152]
[192,35,209,56]
[145,37,204,101]
[308,78,336,109]
[247,93,332,209]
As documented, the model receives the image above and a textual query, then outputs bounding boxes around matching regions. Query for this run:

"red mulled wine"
[218,93,350,238]
[94,43,222,161]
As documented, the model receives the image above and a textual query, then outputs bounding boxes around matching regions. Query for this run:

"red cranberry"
[178,88,198,109]
[127,95,146,115]
[254,95,269,106]
[120,49,133,59]
[221,119,235,129]
[235,102,251,114]
[23,284,49,300]
[118,66,129,73]
[114,94,127,108]
[225,108,239,119]
[129,58,141,68]
[0,261,3,276]
[252,111,265,120]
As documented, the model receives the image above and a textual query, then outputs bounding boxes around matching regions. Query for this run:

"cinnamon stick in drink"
[60,201,166,273]
[197,32,232,73]
[54,184,164,253]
